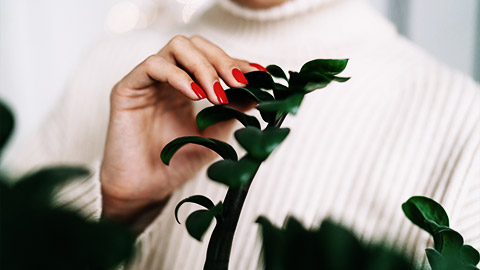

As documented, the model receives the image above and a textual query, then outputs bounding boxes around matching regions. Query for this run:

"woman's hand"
[100,35,261,224]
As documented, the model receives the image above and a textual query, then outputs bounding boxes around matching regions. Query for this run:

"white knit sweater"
[6,0,480,269]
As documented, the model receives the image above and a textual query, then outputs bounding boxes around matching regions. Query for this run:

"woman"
[6,0,479,269]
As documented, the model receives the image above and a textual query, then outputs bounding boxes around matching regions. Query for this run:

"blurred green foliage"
[0,101,135,270]
[257,217,415,270]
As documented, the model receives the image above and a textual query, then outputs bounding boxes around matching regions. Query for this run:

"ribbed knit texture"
[5,0,479,269]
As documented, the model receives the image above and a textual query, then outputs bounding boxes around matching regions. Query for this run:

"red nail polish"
[249,63,267,72]
[191,82,206,99]
[213,81,228,104]
[232,68,248,84]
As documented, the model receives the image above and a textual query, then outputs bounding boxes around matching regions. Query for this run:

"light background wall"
[0,0,479,158]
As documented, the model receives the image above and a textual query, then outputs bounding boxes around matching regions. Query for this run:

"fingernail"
[213,81,228,104]
[232,68,248,84]
[249,63,267,72]
[191,82,206,99]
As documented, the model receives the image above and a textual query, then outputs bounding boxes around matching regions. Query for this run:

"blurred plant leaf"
[207,155,261,188]
[244,71,275,90]
[234,127,290,161]
[175,195,216,224]
[256,93,304,115]
[300,59,349,75]
[161,136,237,165]
[196,106,260,131]
[0,101,14,154]
[257,216,415,270]
[266,65,288,81]
[13,167,90,205]
[1,167,135,270]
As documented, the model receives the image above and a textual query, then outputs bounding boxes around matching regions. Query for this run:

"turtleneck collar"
[217,0,338,21]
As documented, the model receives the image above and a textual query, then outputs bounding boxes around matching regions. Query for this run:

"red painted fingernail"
[232,68,248,84]
[191,82,206,99]
[213,81,228,104]
[249,63,267,72]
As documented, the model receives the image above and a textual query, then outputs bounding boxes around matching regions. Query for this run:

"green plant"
[257,217,415,270]
[403,196,480,270]
[161,59,350,269]
[0,101,136,270]
[255,196,479,270]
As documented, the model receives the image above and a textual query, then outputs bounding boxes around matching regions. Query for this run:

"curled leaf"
[161,136,237,165]
[402,196,449,234]
[196,106,260,131]
[174,195,215,224]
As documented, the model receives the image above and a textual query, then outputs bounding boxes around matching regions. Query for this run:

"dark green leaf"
[196,106,260,131]
[256,216,287,270]
[331,76,351,82]
[224,87,276,123]
[235,126,290,161]
[13,167,90,205]
[300,59,349,75]
[161,136,237,165]
[174,195,215,224]
[207,155,261,188]
[427,223,463,255]
[426,248,447,270]
[402,196,449,234]
[289,71,330,92]
[257,216,415,270]
[273,83,292,100]
[266,65,288,81]
[185,209,215,241]
[0,101,14,154]
[256,93,305,115]
[273,83,289,91]
[244,71,275,89]
[459,245,480,265]
[290,71,349,92]
[225,87,275,103]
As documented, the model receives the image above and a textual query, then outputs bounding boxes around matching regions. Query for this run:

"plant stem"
[203,114,287,270]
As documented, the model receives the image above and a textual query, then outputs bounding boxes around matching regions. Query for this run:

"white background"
[0,0,479,157]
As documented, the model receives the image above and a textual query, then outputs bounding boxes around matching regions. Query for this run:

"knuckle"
[190,34,204,43]
[169,35,189,48]
[144,54,162,69]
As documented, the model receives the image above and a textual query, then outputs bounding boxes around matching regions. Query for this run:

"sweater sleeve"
[449,119,480,252]
[446,75,480,255]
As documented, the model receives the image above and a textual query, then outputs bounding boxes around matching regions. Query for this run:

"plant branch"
[203,113,287,270]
